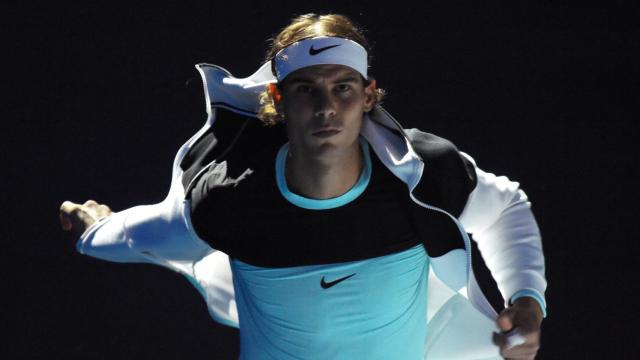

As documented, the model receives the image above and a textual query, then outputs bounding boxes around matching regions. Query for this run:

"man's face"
[277,64,375,159]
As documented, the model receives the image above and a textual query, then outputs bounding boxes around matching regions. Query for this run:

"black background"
[5,1,639,359]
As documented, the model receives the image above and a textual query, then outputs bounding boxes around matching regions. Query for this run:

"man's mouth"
[312,127,341,137]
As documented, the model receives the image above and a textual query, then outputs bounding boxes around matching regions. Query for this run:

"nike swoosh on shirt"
[309,44,341,55]
[320,273,356,289]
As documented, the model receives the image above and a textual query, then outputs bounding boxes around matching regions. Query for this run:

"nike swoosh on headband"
[320,273,356,289]
[309,44,341,55]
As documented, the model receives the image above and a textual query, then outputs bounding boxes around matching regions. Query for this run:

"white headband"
[273,36,368,81]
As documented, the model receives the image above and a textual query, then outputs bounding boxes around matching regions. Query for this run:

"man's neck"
[285,142,363,200]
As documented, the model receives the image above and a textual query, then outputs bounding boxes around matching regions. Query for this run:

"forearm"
[77,198,213,274]
[458,158,547,313]
[77,207,148,263]
[472,199,547,310]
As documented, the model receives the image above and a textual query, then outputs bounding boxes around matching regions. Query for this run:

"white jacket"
[77,62,546,359]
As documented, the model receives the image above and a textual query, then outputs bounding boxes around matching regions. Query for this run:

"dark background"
[5,1,639,359]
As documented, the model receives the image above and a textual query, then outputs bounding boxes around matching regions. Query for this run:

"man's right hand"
[59,200,113,238]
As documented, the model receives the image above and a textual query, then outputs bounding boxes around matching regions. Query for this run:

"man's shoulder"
[403,128,477,217]
[403,128,474,176]
[403,128,461,161]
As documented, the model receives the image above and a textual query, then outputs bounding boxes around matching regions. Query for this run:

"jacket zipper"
[371,105,474,293]
[408,161,497,319]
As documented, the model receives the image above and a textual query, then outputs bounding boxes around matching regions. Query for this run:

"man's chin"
[301,137,358,157]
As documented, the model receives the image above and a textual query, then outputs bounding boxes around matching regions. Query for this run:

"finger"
[67,206,88,229]
[492,331,506,347]
[497,309,515,331]
[97,204,112,216]
[83,199,98,207]
[60,200,78,214]
[59,212,72,231]
[59,201,80,230]
[63,204,95,236]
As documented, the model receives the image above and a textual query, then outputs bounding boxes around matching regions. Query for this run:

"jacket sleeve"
[75,192,214,276]
[74,125,239,328]
[457,152,547,316]
[74,114,222,274]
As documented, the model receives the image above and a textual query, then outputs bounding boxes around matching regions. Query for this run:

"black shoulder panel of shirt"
[180,113,478,218]
[179,109,287,198]
[403,128,478,218]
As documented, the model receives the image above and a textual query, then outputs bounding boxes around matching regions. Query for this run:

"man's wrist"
[510,288,547,319]
[512,296,544,325]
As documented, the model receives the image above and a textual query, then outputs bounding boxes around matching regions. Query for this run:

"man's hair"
[257,13,386,126]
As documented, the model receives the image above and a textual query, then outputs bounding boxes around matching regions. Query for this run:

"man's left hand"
[492,296,544,360]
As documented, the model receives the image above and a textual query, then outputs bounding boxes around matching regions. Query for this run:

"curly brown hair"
[257,13,386,126]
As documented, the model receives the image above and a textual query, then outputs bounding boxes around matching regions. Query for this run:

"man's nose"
[314,91,337,118]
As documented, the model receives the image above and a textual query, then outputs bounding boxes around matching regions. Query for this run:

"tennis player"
[60,13,546,359]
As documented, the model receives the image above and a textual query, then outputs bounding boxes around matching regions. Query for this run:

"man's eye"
[336,84,351,92]
[296,85,313,93]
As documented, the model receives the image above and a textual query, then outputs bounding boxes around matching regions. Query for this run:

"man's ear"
[269,82,284,114]
[269,83,282,105]
[363,79,377,112]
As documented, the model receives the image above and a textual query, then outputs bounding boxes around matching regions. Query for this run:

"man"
[60,13,546,359]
